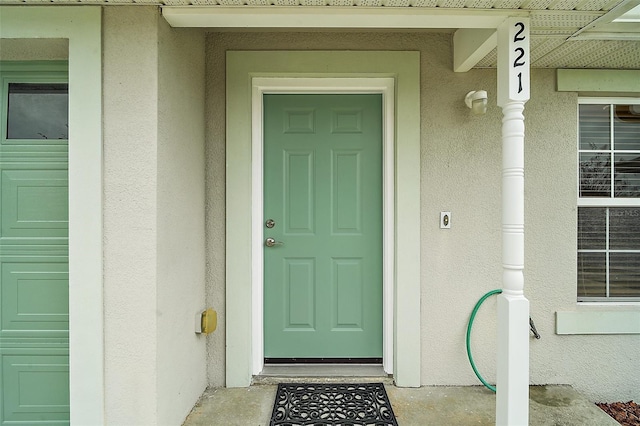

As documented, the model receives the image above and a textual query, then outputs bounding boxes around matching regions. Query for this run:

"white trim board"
[162,7,523,29]
[558,69,640,94]
[225,50,421,388]
[0,6,104,424]
[250,78,396,375]
[556,310,640,334]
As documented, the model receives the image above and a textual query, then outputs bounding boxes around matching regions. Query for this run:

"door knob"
[265,237,284,247]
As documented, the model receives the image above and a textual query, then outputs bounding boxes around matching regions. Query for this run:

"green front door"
[0,64,70,424]
[263,94,383,360]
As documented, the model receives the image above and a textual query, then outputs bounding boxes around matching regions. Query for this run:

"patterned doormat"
[269,382,398,426]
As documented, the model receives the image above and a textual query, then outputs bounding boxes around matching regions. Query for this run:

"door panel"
[1,170,68,238]
[1,262,68,332]
[284,258,315,330]
[333,151,362,233]
[1,353,69,424]
[285,152,314,234]
[332,258,364,329]
[264,94,382,359]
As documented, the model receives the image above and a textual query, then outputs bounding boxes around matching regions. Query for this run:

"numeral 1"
[517,73,522,94]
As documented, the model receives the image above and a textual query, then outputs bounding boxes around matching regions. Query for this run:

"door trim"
[226,50,420,387]
[251,78,395,375]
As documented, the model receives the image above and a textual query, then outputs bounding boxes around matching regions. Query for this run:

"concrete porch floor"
[182,384,618,426]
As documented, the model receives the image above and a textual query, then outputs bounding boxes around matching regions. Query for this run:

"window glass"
[578,207,606,249]
[7,83,68,140]
[579,104,610,150]
[614,153,640,197]
[577,252,606,298]
[609,253,640,297]
[613,105,640,151]
[579,152,610,197]
[609,208,640,249]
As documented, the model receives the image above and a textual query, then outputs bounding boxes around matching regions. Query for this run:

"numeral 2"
[513,48,525,67]
[514,22,526,42]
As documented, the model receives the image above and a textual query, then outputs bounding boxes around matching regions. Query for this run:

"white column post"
[496,17,530,426]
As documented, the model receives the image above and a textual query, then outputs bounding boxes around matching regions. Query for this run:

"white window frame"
[578,97,640,303]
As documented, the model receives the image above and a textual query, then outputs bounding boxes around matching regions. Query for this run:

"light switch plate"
[440,211,451,229]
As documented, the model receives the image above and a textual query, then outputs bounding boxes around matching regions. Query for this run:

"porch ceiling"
[1,0,638,70]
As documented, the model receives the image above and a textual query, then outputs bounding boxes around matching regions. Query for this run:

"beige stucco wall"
[205,33,226,388]
[103,7,160,423]
[104,7,207,424]
[205,31,639,403]
[157,14,207,424]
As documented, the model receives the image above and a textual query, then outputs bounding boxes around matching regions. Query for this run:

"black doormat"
[269,382,398,426]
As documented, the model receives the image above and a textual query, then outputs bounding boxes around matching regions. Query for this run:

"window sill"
[556,307,640,335]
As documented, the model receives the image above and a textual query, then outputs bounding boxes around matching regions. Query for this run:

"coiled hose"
[465,289,502,392]
[466,289,541,392]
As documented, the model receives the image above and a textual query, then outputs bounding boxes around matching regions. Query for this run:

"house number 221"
[513,22,526,94]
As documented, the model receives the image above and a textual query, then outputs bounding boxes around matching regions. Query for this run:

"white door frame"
[251,77,395,375]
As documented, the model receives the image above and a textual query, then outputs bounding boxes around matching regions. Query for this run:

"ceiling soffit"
[0,0,638,69]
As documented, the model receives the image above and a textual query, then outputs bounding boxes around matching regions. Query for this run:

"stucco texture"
[104,7,207,425]
[103,8,160,423]
[205,32,639,403]
[157,14,207,425]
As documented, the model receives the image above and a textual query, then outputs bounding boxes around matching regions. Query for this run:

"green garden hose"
[465,289,503,393]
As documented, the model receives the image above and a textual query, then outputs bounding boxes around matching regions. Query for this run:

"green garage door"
[0,63,70,425]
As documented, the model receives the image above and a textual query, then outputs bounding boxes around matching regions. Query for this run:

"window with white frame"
[578,99,640,301]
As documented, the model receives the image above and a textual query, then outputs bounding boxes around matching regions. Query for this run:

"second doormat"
[269,382,398,426]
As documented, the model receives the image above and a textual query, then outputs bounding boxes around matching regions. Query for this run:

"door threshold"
[253,364,393,385]
[264,358,382,364]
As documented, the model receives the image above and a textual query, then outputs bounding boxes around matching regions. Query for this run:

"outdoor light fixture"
[465,90,488,115]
